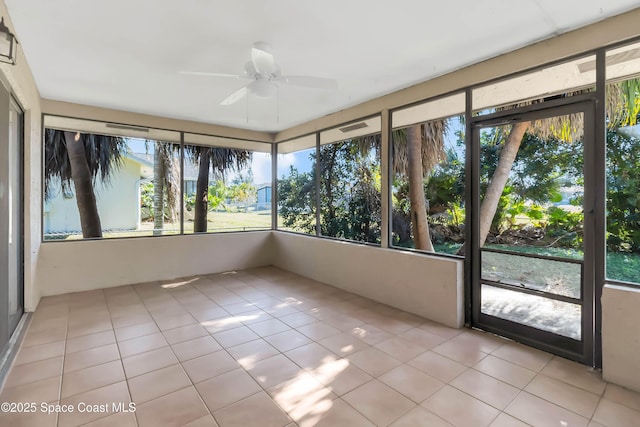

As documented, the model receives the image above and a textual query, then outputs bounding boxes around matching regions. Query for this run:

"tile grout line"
[130,278,216,426]
[193,273,299,425]
[169,273,303,425]
[55,295,71,427]
[80,287,137,427]
[12,268,640,427]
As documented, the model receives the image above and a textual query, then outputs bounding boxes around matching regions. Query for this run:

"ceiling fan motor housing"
[250,79,277,98]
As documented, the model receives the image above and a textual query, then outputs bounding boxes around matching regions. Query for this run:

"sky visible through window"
[125,137,277,184]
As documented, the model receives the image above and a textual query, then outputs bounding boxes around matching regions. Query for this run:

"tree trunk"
[407,125,434,252]
[153,144,165,235]
[324,146,337,225]
[478,121,530,247]
[193,149,211,233]
[64,131,102,238]
[166,154,180,224]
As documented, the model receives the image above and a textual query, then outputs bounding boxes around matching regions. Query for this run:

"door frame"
[468,98,597,366]
[8,96,24,334]
[0,81,24,356]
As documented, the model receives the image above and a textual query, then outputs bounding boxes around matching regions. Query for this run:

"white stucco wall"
[0,1,42,312]
[271,232,464,328]
[37,231,274,296]
[602,284,640,392]
[44,157,142,234]
[37,230,464,328]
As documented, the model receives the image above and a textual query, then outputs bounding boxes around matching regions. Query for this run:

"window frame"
[40,114,272,242]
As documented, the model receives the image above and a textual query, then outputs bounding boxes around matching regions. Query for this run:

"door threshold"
[0,312,32,391]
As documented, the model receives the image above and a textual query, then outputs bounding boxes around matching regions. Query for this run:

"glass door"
[0,84,23,355]
[471,102,595,365]
[7,98,23,333]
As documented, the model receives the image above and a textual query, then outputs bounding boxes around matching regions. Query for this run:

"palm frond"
[44,129,127,200]
[493,81,640,141]
[392,119,448,177]
[530,112,584,143]
[607,79,640,128]
[420,120,447,171]
[185,145,253,180]
[352,134,381,159]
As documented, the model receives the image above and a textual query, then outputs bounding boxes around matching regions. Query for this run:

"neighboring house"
[183,160,200,196]
[133,151,200,199]
[256,184,271,210]
[43,153,153,237]
[134,151,200,196]
[619,123,640,139]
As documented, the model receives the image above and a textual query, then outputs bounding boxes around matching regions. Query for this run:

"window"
[318,116,382,244]
[391,93,466,255]
[42,117,272,240]
[605,41,640,285]
[182,134,272,233]
[277,134,317,234]
[43,116,180,240]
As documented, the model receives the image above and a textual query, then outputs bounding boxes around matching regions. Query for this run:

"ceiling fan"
[181,42,338,106]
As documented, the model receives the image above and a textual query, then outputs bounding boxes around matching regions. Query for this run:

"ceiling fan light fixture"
[244,60,258,77]
[251,79,276,98]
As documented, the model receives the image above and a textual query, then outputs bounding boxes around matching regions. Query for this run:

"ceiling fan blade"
[220,86,248,106]
[277,75,338,90]
[180,71,246,79]
[251,42,278,75]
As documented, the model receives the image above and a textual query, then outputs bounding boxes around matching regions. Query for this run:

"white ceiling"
[5,0,640,132]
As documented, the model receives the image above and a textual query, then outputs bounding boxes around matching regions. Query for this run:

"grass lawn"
[135,210,273,234]
[481,250,581,298]
[196,210,272,232]
[606,251,640,284]
[484,244,640,285]
[49,211,273,240]
[434,242,640,285]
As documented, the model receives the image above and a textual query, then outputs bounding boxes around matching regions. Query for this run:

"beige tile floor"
[1,266,639,427]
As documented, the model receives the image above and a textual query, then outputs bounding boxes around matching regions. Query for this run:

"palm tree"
[184,146,252,233]
[151,142,180,235]
[44,130,127,238]
[382,80,638,254]
[478,117,578,248]
[392,122,447,252]
[356,121,447,252]
[477,79,640,248]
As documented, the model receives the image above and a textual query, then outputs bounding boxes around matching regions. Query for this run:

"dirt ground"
[481,285,581,340]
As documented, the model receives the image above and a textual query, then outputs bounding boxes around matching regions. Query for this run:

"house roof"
[129,152,200,181]
[123,153,154,180]
[126,153,153,168]
[6,1,640,133]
